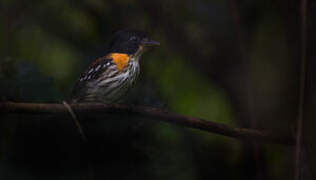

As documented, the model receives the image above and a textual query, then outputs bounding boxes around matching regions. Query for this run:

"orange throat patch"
[108,53,130,71]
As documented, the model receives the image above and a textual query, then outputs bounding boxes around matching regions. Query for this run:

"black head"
[107,30,159,54]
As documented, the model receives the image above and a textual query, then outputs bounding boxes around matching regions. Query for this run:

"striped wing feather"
[70,56,115,102]
[70,56,140,103]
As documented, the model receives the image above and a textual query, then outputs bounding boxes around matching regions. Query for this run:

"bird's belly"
[88,65,139,103]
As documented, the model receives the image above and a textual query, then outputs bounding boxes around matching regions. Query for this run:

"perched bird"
[70,30,159,103]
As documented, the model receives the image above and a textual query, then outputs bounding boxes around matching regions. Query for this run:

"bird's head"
[107,30,160,60]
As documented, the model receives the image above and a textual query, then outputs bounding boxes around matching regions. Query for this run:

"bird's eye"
[129,36,137,41]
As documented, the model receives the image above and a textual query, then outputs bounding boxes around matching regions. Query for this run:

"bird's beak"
[141,38,160,46]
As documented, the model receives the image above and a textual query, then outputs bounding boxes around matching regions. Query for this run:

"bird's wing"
[70,56,115,102]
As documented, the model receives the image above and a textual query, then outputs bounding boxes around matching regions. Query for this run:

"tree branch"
[0,102,294,145]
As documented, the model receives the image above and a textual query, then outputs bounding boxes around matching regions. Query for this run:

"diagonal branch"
[0,102,294,145]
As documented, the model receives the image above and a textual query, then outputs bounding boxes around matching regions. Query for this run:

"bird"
[70,30,160,104]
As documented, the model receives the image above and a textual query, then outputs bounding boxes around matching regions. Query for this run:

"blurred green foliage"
[0,58,60,102]
[1,0,315,180]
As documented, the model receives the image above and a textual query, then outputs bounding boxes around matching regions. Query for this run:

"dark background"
[1,0,316,179]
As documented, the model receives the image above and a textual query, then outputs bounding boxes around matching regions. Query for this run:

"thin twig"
[0,102,295,145]
[62,101,87,142]
[229,0,247,60]
[295,0,308,180]
[229,1,263,180]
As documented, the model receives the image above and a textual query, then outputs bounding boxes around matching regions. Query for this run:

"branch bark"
[0,102,294,145]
